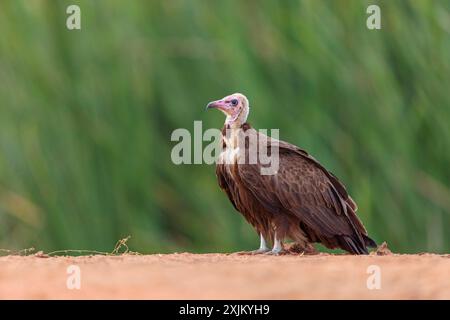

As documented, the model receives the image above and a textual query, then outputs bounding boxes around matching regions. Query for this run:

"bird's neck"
[222,122,251,149]
[225,105,249,129]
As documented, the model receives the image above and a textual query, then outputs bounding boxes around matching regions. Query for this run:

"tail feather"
[338,235,369,255]
[363,235,377,248]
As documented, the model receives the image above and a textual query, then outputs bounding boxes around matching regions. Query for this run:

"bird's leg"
[265,233,285,255]
[249,233,270,254]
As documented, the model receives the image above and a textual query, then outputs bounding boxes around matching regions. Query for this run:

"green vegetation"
[0,0,449,254]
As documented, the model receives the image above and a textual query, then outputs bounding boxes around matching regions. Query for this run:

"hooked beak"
[205,99,229,112]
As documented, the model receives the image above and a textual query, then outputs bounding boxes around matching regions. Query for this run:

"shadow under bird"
[206,93,376,255]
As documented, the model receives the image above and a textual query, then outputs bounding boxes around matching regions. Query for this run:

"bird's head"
[206,93,249,127]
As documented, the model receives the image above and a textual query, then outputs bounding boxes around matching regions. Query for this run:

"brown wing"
[237,131,376,254]
[277,139,358,212]
[216,162,273,240]
[216,163,239,211]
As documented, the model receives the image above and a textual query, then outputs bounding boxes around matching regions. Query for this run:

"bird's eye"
[231,99,238,106]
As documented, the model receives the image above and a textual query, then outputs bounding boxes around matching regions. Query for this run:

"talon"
[236,248,269,255]
[237,233,270,255]
[264,249,285,256]
[250,248,270,255]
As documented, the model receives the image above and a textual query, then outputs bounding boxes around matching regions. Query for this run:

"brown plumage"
[207,93,376,255]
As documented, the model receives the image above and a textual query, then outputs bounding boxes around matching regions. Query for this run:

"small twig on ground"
[0,236,140,257]
[110,236,140,255]
[0,247,35,256]
[46,249,110,256]
[47,236,137,256]
[111,236,131,255]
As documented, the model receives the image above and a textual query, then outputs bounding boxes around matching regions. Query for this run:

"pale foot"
[264,248,286,256]
[237,248,270,255]
[250,248,270,255]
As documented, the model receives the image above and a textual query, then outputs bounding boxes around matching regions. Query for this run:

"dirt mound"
[373,242,393,256]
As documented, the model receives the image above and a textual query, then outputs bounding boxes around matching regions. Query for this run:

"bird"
[206,93,377,255]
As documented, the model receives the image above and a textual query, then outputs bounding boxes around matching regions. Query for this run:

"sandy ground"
[0,251,449,299]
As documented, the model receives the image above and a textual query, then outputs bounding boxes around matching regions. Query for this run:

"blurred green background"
[0,0,449,254]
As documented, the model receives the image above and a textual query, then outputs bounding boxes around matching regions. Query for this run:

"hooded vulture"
[206,93,376,255]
